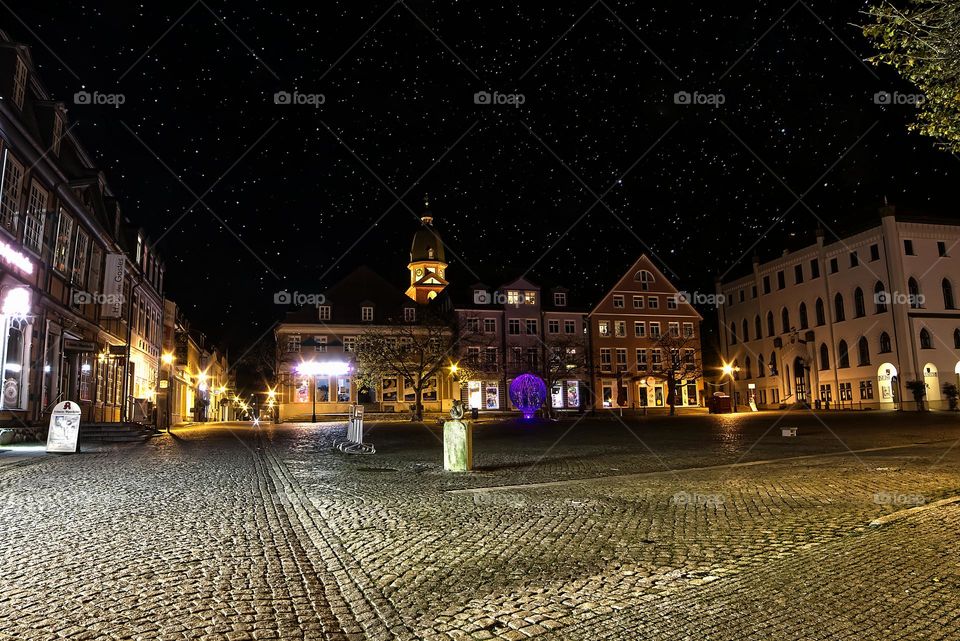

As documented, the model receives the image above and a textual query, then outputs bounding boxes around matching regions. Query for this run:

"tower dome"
[405,195,449,304]
[409,197,446,263]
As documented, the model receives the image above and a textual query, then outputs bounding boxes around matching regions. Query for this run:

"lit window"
[524,291,536,305]
[615,321,626,337]
[0,153,25,232]
[314,336,327,353]
[53,209,73,273]
[72,228,89,287]
[23,182,48,253]
[598,320,610,337]
[507,290,520,305]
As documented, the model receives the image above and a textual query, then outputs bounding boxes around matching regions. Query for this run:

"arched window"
[767,311,775,337]
[908,277,921,308]
[854,287,865,317]
[943,278,955,310]
[635,270,654,291]
[837,340,849,368]
[799,302,808,329]
[781,307,790,334]
[920,328,932,349]
[758,354,766,377]
[858,336,870,365]
[755,315,762,340]
[874,281,887,313]
[729,321,737,345]
[815,298,825,326]
[879,331,892,353]
[745,356,752,379]
[955,328,960,349]
[819,343,830,370]
[733,359,740,380]
[834,293,845,322]
[742,319,749,342]
[769,352,777,375]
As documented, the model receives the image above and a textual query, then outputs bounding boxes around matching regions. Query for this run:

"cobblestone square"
[1,411,959,640]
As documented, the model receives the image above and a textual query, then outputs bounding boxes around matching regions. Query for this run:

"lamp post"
[161,352,175,433]
[721,362,741,412]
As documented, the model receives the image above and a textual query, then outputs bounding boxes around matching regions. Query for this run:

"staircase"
[79,422,160,443]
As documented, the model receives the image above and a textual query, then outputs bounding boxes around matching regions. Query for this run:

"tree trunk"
[415,387,424,421]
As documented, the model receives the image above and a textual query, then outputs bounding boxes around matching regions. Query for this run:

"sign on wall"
[46,400,82,453]
[101,253,125,318]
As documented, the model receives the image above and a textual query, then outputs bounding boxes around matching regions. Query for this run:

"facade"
[717,207,960,410]
[455,279,589,412]
[0,30,166,427]
[588,256,704,410]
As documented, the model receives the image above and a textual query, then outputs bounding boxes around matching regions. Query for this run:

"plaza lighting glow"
[296,360,350,376]
[0,240,34,275]
[161,353,175,365]
[1,287,30,316]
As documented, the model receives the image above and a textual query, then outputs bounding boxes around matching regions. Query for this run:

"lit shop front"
[0,285,33,411]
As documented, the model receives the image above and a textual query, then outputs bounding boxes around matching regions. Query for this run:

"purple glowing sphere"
[509,373,548,419]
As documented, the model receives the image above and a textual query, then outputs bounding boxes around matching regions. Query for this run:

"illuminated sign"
[0,241,34,274]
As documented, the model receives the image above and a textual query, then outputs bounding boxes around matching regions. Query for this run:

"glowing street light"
[161,353,175,365]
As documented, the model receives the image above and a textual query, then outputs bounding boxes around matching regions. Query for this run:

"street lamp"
[161,352,175,432]
[721,362,741,412]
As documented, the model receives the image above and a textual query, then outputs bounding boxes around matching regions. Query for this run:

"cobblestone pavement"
[0,412,958,640]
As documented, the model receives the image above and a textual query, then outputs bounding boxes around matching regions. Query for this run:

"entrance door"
[358,386,372,403]
[636,384,648,407]
[794,358,807,402]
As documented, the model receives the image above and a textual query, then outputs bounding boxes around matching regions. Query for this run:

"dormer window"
[52,114,63,156]
[427,247,434,259]
[554,292,566,306]
[12,57,27,109]
[318,305,331,321]
[404,307,416,322]
[635,270,654,291]
[361,306,374,321]
[524,291,536,305]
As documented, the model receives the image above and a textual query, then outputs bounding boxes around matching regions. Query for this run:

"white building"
[717,207,960,410]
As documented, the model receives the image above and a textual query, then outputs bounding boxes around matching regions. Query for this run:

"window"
[52,114,63,156]
[763,276,771,294]
[668,322,680,337]
[485,347,498,364]
[850,252,859,267]
[636,348,647,369]
[834,293,845,322]
[72,228,89,286]
[647,296,658,309]
[767,311,775,337]
[667,296,678,310]
[613,294,624,308]
[781,307,790,334]
[829,257,838,274]
[683,322,694,338]
[758,354,766,377]
[548,319,559,334]
[810,259,820,279]
[874,282,887,313]
[908,277,922,308]
[467,347,480,363]
[751,315,760,339]
[525,319,538,335]
[597,320,610,337]
[794,264,803,284]
[1,153,25,231]
[839,382,852,401]
[904,239,915,255]
[483,318,496,333]
[23,182,48,253]
[870,244,880,261]
[1,310,29,409]
[649,322,661,338]
[943,279,955,309]
[12,57,27,109]
[742,319,749,342]
[467,318,480,333]
[799,302,808,329]
[920,328,932,349]
[318,305,331,320]
[564,319,575,334]
[744,356,752,379]
[854,287,865,317]
[508,319,521,335]
[361,306,373,321]
[837,340,849,368]
[343,336,356,352]
[286,335,301,353]
[314,336,327,353]
[507,290,520,305]
[633,295,643,309]
[955,328,960,349]
[636,270,654,290]
[729,321,737,345]
[524,291,536,305]
[938,241,948,257]
[404,308,416,322]
[858,336,869,365]
[860,380,874,399]
[819,343,829,370]
[600,348,612,372]
[53,209,73,273]
[879,332,892,353]
[739,289,745,302]
[614,320,626,337]
[615,348,627,372]
[777,271,785,289]
[769,352,777,376]
[634,321,645,337]
[554,292,567,306]
[651,349,662,371]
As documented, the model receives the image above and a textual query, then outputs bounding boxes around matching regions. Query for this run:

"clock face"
[415,268,424,277]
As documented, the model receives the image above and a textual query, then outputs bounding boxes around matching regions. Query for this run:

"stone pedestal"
[443,419,472,472]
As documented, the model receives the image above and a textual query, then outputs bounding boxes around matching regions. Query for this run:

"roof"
[410,219,446,263]
[282,265,416,325]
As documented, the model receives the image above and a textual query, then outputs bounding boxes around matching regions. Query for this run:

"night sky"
[2,1,955,364]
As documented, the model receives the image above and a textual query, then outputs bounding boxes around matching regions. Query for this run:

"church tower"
[405,195,449,304]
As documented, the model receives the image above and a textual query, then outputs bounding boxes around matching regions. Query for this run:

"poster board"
[46,400,81,453]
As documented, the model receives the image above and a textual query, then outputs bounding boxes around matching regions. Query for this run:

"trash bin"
[471,407,478,420]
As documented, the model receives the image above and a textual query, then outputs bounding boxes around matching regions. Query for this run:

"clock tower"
[405,196,449,304]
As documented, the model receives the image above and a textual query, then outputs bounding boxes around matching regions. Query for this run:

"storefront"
[0,285,33,412]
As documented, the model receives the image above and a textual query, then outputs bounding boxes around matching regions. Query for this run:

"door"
[794,358,807,402]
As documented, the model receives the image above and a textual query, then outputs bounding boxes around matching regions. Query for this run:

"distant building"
[404,198,448,304]
[717,206,960,410]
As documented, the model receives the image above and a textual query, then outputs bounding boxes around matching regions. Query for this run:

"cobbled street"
[1,411,959,640]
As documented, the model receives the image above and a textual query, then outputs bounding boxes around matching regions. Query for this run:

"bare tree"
[539,333,590,417]
[650,331,703,416]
